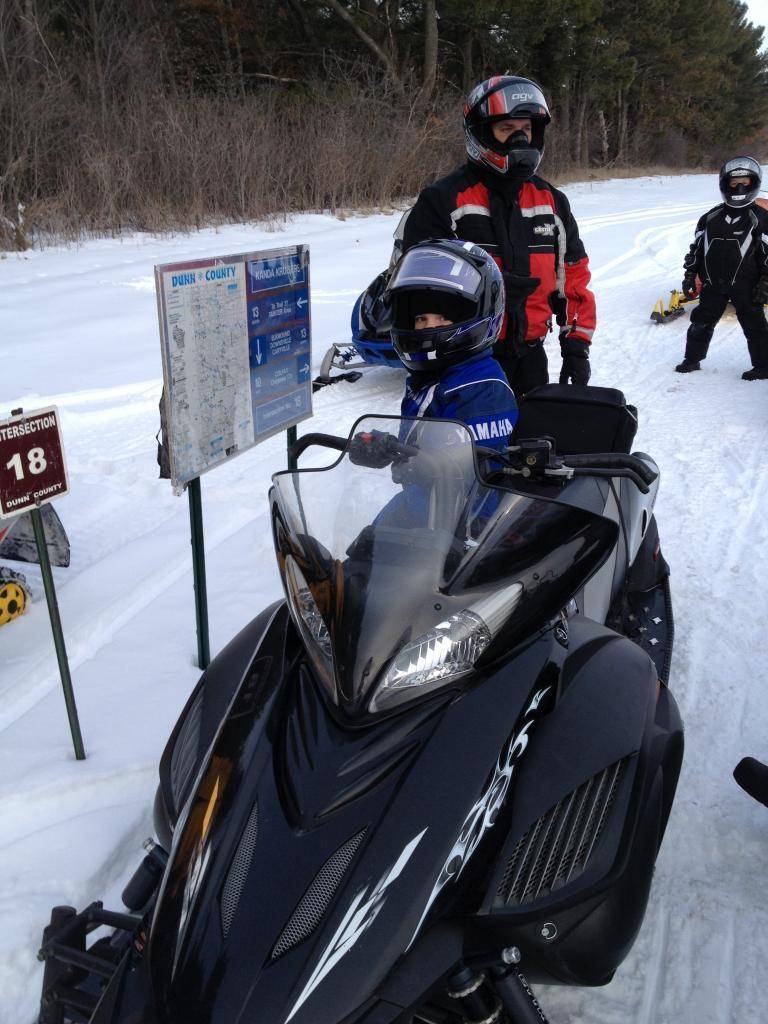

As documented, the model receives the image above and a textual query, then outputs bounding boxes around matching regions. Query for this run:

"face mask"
[501,129,534,153]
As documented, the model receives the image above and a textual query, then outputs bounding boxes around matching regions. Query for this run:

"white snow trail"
[1,175,767,1024]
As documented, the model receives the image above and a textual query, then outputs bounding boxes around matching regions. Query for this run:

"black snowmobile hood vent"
[271,828,367,960]
[221,801,259,937]
[169,686,204,817]
[498,758,627,906]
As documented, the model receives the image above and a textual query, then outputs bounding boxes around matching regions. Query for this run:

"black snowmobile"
[37,385,682,1024]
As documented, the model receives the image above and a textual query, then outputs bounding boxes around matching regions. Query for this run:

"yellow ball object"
[0,580,28,627]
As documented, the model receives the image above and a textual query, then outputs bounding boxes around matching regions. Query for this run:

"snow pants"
[684,284,768,369]
[492,339,549,398]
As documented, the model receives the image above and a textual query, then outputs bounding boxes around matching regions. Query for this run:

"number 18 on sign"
[0,407,84,759]
[0,407,69,516]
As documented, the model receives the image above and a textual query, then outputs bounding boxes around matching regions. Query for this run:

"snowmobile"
[0,505,70,627]
[36,384,682,1024]
[649,286,768,324]
[650,287,698,324]
[316,214,410,389]
[316,270,404,388]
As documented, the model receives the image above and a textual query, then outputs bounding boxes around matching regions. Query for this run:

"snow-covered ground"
[2,174,767,1024]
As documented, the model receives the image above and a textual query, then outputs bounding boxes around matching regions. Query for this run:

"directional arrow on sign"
[254,338,263,365]
[296,296,307,310]
[298,361,310,378]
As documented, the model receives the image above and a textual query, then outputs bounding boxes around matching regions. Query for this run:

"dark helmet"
[351,270,392,342]
[385,239,504,374]
[463,75,551,180]
[719,156,762,208]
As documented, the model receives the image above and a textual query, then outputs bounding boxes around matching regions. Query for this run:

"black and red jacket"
[401,163,596,348]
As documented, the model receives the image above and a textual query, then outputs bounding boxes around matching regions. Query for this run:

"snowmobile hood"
[270,415,618,719]
[141,605,562,1024]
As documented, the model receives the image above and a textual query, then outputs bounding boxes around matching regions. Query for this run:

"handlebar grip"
[565,452,658,486]
[571,466,650,494]
[289,432,347,461]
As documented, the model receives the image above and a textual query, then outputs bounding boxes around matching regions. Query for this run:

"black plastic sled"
[37,389,683,1024]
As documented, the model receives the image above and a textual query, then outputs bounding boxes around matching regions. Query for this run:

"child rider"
[384,239,519,452]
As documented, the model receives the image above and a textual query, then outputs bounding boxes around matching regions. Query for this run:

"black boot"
[741,366,768,380]
[675,359,701,373]
[734,757,768,807]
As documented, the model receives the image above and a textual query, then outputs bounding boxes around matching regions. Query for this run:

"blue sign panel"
[255,388,311,435]
[246,244,312,442]
[249,324,310,368]
[247,253,307,293]
[248,288,309,332]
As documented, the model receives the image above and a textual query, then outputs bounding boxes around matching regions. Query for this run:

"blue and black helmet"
[384,239,505,375]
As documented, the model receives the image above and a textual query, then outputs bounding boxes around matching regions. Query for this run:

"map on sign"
[156,246,312,492]
[0,406,70,518]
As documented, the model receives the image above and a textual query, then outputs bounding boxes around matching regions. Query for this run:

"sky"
[746,0,768,35]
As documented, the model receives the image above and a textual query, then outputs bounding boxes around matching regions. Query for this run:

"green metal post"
[30,506,86,760]
[187,476,210,670]
[287,425,298,470]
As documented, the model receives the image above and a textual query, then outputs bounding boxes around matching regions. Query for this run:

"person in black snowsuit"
[675,157,768,380]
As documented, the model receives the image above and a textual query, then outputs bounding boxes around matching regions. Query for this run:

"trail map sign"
[0,407,70,518]
[156,245,312,492]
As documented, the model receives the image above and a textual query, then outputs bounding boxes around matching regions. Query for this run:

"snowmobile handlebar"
[569,465,652,493]
[563,452,658,487]
[289,432,348,461]
[289,430,422,468]
[478,440,657,494]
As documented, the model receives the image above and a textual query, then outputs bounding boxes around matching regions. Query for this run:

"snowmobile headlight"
[370,583,523,713]
[284,555,337,702]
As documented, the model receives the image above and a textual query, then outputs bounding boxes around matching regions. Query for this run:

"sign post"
[155,245,312,667]
[0,406,85,760]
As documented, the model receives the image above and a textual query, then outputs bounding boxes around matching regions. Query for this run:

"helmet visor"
[722,157,761,181]
[478,82,549,122]
[388,246,482,299]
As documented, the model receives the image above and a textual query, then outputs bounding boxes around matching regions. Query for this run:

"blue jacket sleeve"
[437,376,519,452]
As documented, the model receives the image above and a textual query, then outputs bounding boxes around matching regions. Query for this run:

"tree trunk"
[461,27,474,93]
[418,0,438,104]
[597,108,609,165]
[321,0,403,93]
[616,87,628,163]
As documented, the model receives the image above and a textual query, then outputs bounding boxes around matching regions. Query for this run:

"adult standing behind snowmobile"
[675,157,768,380]
[401,75,596,396]
[384,239,518,452]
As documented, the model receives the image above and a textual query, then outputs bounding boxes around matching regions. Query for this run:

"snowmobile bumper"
[37,903,142,1024]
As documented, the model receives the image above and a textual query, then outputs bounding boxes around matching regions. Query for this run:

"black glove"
[753,276,768,305]
[682,272,698,300]
[559,335,591,386]
[348,430,398,468]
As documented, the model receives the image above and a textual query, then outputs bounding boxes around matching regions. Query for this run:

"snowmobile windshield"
[270,416,616,716]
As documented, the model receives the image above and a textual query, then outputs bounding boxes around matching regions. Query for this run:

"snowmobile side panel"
[472,616,683,986]
[155,599,287,836]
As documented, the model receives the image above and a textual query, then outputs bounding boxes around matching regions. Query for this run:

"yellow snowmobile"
[0,506,70,628]
[650,289,698,324]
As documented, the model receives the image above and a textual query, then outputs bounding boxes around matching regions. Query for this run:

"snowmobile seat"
[512,384,638,455]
